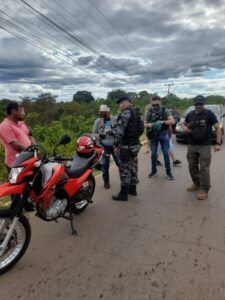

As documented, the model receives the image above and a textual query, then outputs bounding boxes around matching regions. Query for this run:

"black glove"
[105,131,114,136]
[99,133,106,139]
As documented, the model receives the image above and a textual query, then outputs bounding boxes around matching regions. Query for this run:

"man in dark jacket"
[182,95,221,200]
[112,96,141,201]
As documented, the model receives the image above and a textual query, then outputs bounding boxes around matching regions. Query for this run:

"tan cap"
[100,104,110,112]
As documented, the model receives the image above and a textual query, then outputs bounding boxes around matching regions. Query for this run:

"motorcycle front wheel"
[71,174,95,215]
[0,212,31,275]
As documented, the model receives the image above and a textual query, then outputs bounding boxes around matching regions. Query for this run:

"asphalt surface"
[1,138,225,300]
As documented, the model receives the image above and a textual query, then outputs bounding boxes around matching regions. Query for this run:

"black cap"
[194,95,205,104]
[116,96,130,104]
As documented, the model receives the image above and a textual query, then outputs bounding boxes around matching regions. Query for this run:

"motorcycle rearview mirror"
[53,135,71,156]
[58,135,71,145]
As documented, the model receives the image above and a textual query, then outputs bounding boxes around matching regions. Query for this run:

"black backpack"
[134,108,144,137]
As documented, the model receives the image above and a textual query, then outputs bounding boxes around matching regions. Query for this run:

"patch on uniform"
[200,120,206,125]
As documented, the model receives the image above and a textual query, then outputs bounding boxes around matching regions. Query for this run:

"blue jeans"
[150,131,171,174]
[102,146,120,184]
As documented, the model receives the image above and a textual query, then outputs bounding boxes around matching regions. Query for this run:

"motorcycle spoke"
[0,219,26,269]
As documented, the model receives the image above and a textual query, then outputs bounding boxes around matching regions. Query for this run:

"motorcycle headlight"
[9,167,24,184]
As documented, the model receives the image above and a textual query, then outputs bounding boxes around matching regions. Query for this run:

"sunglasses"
[152,104,160,108]
[195,102,204,107]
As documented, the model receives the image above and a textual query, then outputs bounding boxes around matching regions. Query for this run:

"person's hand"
[114,146,119,153]
[144,123,152,129]
[182,125,190,134]
[156,120,164,125]
[214,144,221,152]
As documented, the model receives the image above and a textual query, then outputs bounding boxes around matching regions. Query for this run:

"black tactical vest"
[147,107,169,131]
[123,107,139,144]
[188,109,212,144]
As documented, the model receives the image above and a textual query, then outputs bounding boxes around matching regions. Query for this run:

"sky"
[0,0,225,101]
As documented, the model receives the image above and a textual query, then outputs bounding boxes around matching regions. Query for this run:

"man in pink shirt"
[0,101,34,169]
[0,101,35,211]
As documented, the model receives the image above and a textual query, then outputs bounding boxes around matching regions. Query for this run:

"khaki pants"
[187,144,211,192]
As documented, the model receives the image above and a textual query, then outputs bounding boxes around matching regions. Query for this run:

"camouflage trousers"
[119,144,140,186]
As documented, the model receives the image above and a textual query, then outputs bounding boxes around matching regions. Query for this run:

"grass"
[0,196,11,209]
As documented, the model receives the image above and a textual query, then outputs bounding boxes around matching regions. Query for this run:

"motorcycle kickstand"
[68,206,77,236]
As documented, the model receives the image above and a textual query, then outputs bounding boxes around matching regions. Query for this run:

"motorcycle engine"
[38,197,67,221]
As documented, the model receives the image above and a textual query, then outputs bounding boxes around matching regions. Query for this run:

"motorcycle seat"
[65,153,96,178]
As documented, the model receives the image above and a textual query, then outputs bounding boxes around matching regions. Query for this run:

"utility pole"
[164,83,175,96]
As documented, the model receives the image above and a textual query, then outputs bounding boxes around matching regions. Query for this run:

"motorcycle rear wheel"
[0,212,31,275]
[71,174,95,215]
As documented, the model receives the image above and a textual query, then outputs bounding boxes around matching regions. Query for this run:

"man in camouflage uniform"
[112,96,141,201]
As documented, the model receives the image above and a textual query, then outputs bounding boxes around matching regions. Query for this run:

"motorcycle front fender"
[0,182,26,197]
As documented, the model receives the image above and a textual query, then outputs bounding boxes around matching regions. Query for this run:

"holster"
[129,144,140,157]
[120,145,130,162]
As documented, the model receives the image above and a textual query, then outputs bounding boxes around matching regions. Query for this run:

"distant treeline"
[0,89,224,181]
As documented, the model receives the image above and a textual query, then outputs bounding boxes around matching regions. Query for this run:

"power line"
[0,19,87,73]
[88,0,137,52]
[0,10,72,60]
[49,0,123,56]
[71,0,131,52]
[20,0,127,74]
[21,0,93,53]
[1,3,78,56]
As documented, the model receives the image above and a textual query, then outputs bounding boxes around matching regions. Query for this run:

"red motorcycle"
[0,134,103,275]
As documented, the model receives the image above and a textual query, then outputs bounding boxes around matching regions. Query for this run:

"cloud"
[0,0,225,100]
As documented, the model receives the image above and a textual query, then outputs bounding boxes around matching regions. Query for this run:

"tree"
[138,91,151,101]
[106,89,127,101]
[0,99,10,121]
[25,112,40,128]
[32,93,58,124]
[127,92,138,101]
[73,91,95,103]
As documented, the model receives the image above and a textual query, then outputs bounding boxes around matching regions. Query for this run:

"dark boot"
[128,185,137,196]
[112,185,128,201]
[104,182,110,189]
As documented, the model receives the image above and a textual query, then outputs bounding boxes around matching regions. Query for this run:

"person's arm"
[2,124,26,152]
[28,126,36,144]
[168,125,173,139]
[29,136,36,145]
[144,110,153,129]
[113,110,131,145]
[207,111,221,152]
[92,119,99,134]
[9,141,26,152]
[214,122,222,152]
[181,114,190,134]
[164,114,175,126]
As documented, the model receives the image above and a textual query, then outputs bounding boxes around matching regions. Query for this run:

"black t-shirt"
[185,109,218,145]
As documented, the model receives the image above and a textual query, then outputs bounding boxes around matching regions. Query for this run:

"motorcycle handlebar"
[24,144,47,162]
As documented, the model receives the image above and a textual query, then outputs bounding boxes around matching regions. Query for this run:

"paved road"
[1,139,225,300]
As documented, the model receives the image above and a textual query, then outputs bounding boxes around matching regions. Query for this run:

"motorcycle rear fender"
[0,182,26,197]
[62,169,92,197]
